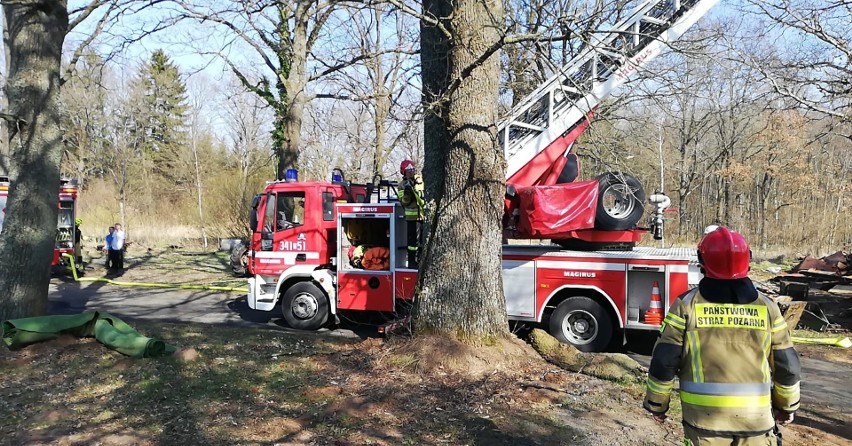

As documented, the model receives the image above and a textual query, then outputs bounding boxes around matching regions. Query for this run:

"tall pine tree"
[131,50,188,185]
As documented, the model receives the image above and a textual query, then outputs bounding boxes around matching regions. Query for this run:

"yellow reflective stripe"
[761,331,771,382]
[771,320,788,333]
[774,382,799,397]
[646,377,673,395]
[664,314,685,330]
[694,333,704,382]
[687,331,704,382]
[680,391,771,408]
[659,322,667,333]
[666,313,686,324]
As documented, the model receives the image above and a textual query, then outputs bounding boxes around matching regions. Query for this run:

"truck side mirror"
[250,212,259,233]
[249,194,261,232]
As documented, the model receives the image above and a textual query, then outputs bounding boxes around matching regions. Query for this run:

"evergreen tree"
[131,50,189,183]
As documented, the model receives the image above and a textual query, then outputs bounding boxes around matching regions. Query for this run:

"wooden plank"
[780,302,807,331]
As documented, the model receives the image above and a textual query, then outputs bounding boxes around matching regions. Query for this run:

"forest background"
[1,0,848,256]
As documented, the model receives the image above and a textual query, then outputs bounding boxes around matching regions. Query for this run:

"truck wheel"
[594,172,645,230]
[230,242,248,277]
[281,282,329,330]
[549,297,613,352]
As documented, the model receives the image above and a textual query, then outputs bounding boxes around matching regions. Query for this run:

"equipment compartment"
[341,217,391,271]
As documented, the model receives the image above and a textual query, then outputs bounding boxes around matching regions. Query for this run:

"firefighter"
[398,160,424,268]
[74,217,83,264]
[643,226,801,446]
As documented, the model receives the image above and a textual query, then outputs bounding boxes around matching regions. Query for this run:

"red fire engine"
[245,0,718,352]
[0,176,83,274]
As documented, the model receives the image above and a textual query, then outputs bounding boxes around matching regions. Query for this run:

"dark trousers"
[108,249,124,269]
[406,220,422,267]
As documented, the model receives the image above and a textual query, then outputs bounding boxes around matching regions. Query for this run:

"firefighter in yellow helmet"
[644,226,801,446]
[74,217,83,265]
[398,160,424,268]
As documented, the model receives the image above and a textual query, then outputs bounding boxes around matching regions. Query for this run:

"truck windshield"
[58,201,74,228]
[276,192,305,231]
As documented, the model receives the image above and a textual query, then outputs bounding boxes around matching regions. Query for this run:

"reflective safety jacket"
[399,176,425,221]
[643,283,801,436]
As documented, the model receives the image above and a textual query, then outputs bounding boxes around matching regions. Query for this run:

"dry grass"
[0,324,644,446]
[76,178,249,250]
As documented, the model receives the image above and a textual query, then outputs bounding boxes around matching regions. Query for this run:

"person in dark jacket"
[644,226,801,446]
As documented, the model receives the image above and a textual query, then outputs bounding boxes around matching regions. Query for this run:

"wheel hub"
[602,184,635,218]
[292,293,318,319]
[563,310,599,344]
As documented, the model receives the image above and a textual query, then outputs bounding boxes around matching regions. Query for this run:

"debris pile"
[768,250,852,334]
[791,251,851,276]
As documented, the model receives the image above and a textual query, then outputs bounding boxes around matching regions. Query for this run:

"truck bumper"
[247,275,278,312]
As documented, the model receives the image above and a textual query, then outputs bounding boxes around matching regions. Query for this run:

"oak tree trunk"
[275,1,309,180]
[0,1,68,320]
[415,0,508,343]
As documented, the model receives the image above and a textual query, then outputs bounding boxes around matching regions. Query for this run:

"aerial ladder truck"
[242,0,720,352]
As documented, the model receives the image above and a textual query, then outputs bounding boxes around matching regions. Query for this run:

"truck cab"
[247,176,371,315]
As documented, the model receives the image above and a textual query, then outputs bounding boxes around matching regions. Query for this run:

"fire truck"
[244,0,718,352]
[0,175,83,274]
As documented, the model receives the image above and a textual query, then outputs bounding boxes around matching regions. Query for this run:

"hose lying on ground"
[2,311,177,358]
[63,254,248,293]
[790,335,851,348]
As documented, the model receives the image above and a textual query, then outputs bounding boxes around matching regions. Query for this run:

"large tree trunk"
[0,1,68,320]
[415,0,508,343]
[275,2,309,180]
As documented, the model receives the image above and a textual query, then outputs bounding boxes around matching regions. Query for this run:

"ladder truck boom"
[501,0,720,186]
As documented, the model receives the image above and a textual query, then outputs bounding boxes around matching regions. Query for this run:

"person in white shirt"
[110,223,127,269]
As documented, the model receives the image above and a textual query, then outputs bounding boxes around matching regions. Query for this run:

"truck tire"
[281,282,329,330]
[230,241,249,277]
[594,172,645,230]
[548,296,613,352]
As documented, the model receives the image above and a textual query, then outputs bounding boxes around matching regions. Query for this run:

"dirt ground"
[2,327,849,446]
[6,249,849,445]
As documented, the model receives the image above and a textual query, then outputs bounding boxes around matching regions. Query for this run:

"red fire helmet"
[697,226,751,279]
[400,160,416,174]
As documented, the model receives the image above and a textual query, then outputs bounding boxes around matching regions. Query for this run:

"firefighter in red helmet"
[398,160,424,268]
[644,226,801,446]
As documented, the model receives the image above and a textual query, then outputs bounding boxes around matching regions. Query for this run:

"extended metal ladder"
[501,0,720,182]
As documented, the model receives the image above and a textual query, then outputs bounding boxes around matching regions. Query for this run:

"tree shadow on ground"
[795,408,852,441]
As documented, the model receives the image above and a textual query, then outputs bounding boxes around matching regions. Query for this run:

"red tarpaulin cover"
[515,180,599,236]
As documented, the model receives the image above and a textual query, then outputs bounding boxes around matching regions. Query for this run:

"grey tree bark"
[0,0,68,320]
[414,0,509,343]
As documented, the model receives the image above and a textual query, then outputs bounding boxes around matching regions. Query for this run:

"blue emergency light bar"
[285,168,298,182]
